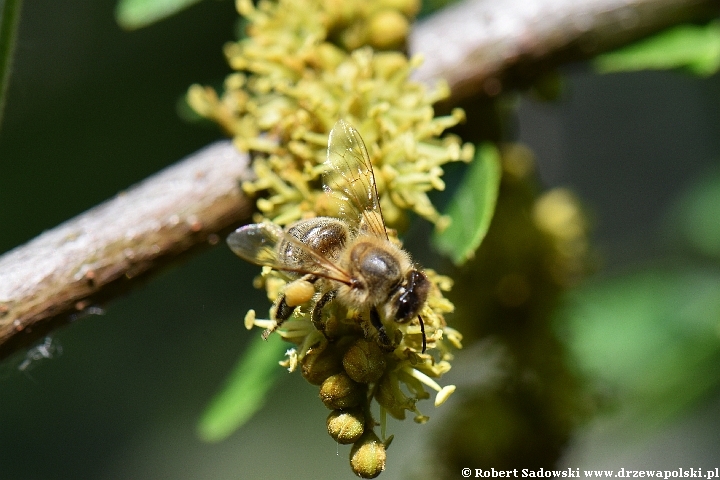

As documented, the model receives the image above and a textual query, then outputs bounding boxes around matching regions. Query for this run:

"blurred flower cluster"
[188,0,472,477]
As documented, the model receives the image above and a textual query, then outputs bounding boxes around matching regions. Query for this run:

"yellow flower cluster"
[188,0,473,230]
[188,0,470,477]
[243,264,460,478]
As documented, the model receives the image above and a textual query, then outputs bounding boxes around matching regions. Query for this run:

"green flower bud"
[319,372,365,410]
[368,9,409,50]
[350,429,386,479]
[301,344,343,385]
[342,339,386,384]
[326,408,365,444]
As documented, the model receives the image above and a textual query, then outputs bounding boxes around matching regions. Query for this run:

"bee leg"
[311,290,336,336]
[276,296,297,322]
[262,296,296,340]
[263,274,319,340]
[370,306,392,350]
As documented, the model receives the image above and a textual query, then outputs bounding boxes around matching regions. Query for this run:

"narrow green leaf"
[0,0,23,129]
[668,169,720,260]
[558,267,720,419]
[197,333,286,442]
[115,0,204,30]
[432,143,502,265]
[594,21,720,77]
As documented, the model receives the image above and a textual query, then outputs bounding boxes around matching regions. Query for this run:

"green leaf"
[0,0,23,129]
[668,168,720,261]
[197,333,286,442]
[432,143,502,265]
[593,21,720,77]
[558,267,720,419]
[115,0,204,30]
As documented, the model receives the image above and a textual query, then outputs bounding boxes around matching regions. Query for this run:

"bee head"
[391,270,430,323]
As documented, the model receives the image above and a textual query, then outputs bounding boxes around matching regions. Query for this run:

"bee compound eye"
[394,270,430,323]
[394,291,417,322]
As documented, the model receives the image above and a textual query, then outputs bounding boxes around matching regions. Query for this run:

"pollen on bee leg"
[284,279,316,307]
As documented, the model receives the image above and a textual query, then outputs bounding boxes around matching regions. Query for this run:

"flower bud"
[319,372,365,410]
[326,408,364,444]
[350,429,386,479]
[301,344,343,385]
[342,339,386,384]
[368,10,409,50]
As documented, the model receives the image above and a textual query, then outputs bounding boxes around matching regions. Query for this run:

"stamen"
[403,366,442,392]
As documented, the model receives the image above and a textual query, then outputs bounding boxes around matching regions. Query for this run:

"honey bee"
[228,120,429,351]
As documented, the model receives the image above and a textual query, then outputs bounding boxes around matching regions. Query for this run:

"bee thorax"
[349,241,404,297]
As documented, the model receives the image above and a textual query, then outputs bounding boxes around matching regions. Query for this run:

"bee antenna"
[418,315,426,353]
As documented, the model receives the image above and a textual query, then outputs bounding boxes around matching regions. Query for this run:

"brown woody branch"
[0,142,251,359]
[410,0,719,102]
[1,0,718,360]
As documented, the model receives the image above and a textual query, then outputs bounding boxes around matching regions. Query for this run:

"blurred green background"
[1,1,720,479]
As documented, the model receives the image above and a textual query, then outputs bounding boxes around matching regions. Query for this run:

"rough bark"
[0,142,251,359]
[410,0,719,101]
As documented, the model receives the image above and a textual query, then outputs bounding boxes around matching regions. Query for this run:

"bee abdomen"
[280,217,349,268]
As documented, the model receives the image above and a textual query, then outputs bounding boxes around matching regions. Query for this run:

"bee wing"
[227,223,353,285]
[324,119,388,239]
[227,222,285,267]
